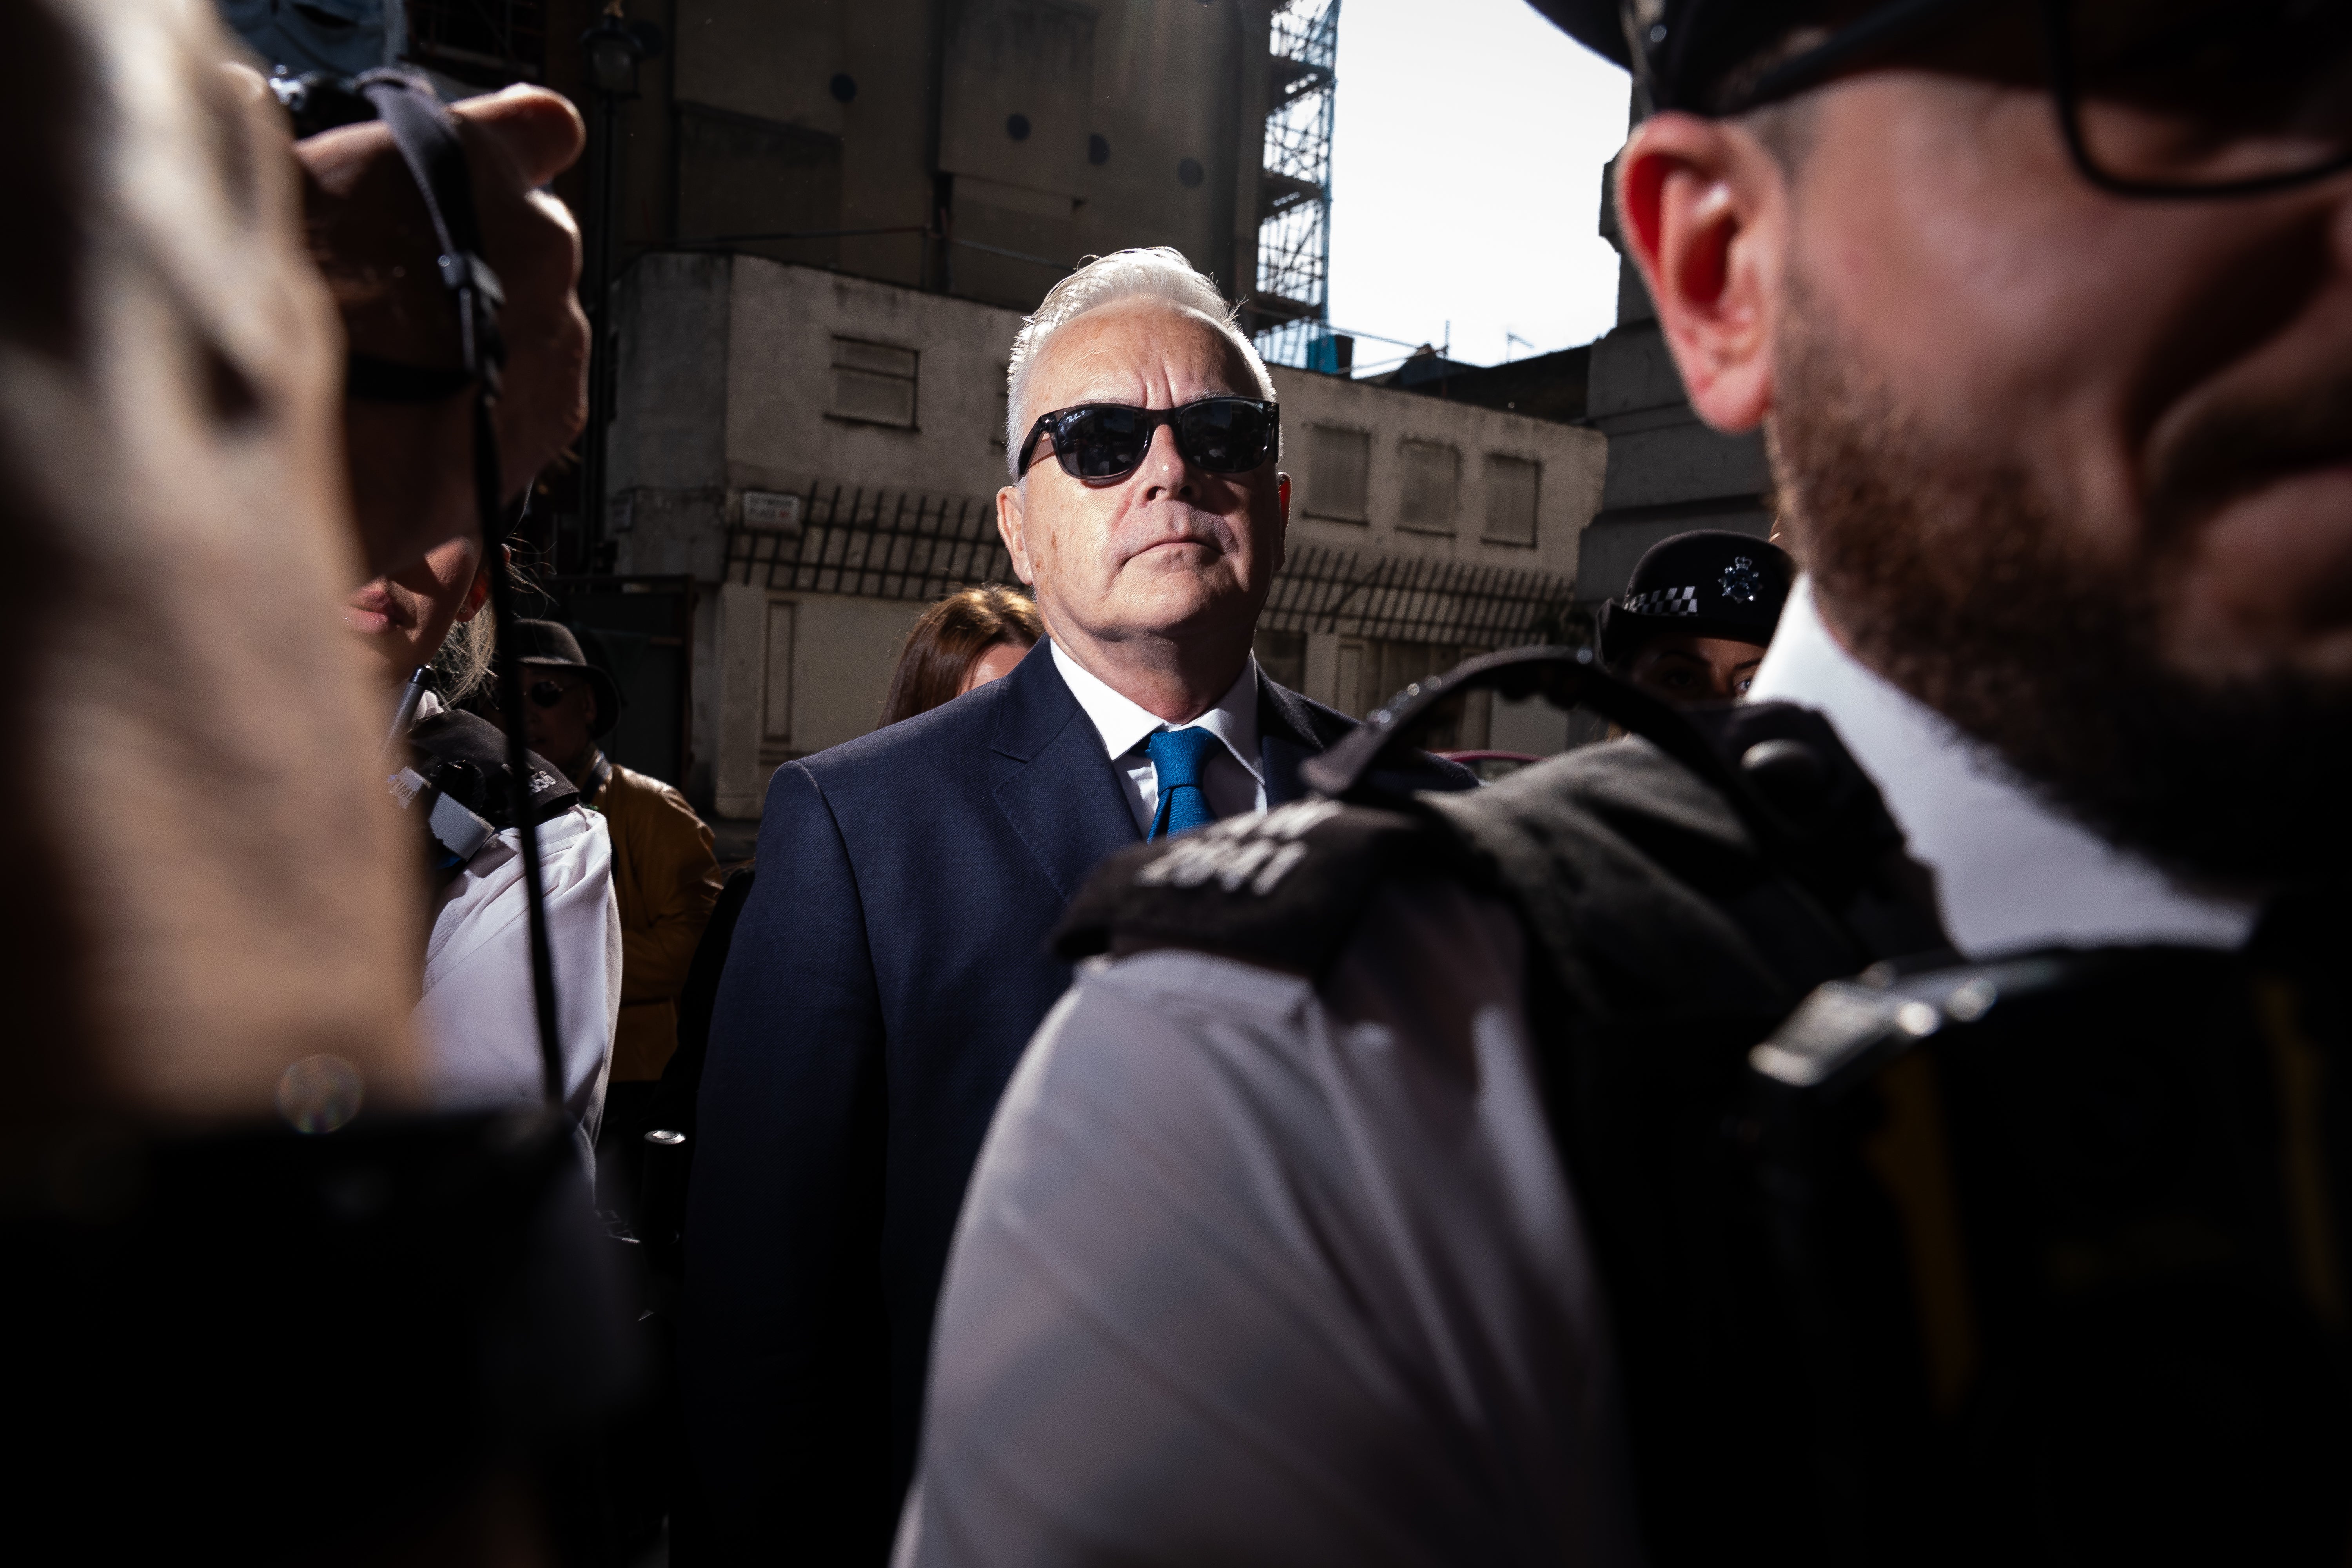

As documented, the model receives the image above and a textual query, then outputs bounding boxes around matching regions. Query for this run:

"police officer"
[891,2,2352,1564]
[1599,528,1793,704]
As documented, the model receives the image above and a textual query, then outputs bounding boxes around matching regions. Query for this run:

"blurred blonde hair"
[429,546,525,703]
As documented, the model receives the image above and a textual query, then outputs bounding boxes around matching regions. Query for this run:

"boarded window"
[1332,637,1491,750]
[1484,454,1541,546]
[1307,424,1370,521]
[832,337,918,428]
[762,599,796,748]
[1398,441,1459,533]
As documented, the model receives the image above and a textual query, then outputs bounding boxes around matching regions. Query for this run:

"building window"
[1307,424,1369,521]
[761,598,797,753]
[831,337,918,428]
[1484,454,1541,546]
[1397,441,1459,534]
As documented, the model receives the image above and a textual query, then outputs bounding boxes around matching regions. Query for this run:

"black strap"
[354,73,563,1108]
[577,750,613,812]
[355,71,505,407]
[1304,646,1780,835]
[345,354,475,403]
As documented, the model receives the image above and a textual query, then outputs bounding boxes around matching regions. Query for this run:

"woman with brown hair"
[879,584,1045,728]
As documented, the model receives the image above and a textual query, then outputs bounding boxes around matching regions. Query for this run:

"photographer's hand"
[298,85,589,579]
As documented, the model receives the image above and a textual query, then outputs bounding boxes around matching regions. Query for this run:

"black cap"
[506,619,621,738]
[1599,529,1794,666]
[1524,0,1818,113]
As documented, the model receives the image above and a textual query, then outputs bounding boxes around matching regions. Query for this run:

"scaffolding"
[1255,0,1341,372]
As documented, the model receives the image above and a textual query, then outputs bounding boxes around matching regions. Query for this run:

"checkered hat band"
[1622,585,1699,616]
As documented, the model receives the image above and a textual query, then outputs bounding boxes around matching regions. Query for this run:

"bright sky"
[1321,0,1632,373]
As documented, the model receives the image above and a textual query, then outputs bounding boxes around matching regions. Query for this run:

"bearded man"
[892,3,2352,1565]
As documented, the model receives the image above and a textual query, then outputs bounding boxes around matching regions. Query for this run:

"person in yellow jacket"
[501,619,725,1214]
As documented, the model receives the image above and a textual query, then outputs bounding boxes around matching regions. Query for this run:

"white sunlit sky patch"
[1319,0,1633,374]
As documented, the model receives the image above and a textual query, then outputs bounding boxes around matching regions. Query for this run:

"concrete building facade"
[608,255,1605,818]
[604,0,1282,319]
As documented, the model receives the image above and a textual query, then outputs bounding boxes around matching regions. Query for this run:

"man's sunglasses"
[1015,397,1279,483]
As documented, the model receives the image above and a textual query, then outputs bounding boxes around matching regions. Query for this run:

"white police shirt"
[896,874,1641,1568]
[896,576,2264,1566]
[1749,577,2256,956]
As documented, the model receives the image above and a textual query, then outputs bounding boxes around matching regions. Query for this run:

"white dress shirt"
[407,695,623,1151]
[1050,641,1269,835]
[1749,577,2257,956]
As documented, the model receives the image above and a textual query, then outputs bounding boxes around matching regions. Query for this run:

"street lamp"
[577,3,665,573]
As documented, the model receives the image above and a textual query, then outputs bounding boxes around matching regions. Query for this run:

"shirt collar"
[1050,641,1264,782]
[1749,577,2257,957]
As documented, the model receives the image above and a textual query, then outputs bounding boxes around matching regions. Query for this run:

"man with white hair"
[682,248,1474,1563]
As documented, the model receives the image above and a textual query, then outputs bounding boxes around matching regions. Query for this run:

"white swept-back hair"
[1004,247,1278,478]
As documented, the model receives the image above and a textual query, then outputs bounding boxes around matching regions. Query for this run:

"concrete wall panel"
[724,260,1024,501]
[1596,422,1771,514]
[673,0,846,135]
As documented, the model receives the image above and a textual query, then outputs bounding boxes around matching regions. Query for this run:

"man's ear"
[1615,112,1785,434]
[996,485,1038,586]
[1274,471,1291,572]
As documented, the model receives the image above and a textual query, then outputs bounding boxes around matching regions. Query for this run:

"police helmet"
[1598,529,1794,668]
[1524,0,1824,114]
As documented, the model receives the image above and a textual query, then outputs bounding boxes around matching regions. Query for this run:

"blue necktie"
[1145,727,1220,840]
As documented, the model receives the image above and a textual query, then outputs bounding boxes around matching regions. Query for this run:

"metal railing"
[1262,543,1574,646]
[725,481,1576,646]
[726,483,1012,603]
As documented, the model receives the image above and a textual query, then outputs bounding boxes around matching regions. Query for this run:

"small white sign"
[743,490,804,531]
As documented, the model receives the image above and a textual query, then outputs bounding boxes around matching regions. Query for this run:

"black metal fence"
[726,484,1011,603]
[725,482,1577,646]
[1261,543,1574,646]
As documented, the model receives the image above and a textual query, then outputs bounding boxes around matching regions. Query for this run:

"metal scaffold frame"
[1256,0,1341,372]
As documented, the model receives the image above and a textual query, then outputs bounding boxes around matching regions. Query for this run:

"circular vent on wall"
[1176,157,1204,188]
[1006,113,1032,141]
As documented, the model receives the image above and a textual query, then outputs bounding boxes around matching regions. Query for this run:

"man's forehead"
[1029,300,1252,403]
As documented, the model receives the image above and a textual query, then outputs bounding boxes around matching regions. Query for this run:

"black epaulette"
[1054,798,1466,978]
[391,709,578,875]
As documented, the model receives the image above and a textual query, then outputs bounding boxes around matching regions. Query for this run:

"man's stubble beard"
[1769,266,2352,893]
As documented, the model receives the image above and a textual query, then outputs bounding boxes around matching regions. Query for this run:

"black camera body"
[268,68,381,140]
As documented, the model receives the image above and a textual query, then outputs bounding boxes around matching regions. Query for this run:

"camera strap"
[345,71,566,1108]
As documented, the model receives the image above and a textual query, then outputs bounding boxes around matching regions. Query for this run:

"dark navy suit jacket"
[681,642,1475,1561]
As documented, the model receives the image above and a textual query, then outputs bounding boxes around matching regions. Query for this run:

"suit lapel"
[1256,674,1341,806]
[988,642,1141,902]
